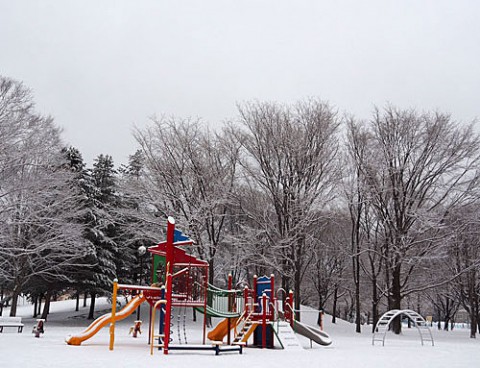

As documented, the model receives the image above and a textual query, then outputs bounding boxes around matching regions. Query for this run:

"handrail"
[150,299,167,355]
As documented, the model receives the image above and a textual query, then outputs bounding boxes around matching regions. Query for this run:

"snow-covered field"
[1,297,479,368]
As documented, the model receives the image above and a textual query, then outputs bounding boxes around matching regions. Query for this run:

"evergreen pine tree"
[84,154,119,319]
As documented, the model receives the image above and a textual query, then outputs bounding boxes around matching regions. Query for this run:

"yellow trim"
[150,299,167,356]
[109,280,118,351]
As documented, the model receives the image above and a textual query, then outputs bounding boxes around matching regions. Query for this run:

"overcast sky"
[1,0,479,166]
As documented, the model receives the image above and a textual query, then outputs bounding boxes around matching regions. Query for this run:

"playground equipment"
[372,309,434,346]
[66,291,153,345]
[203,273,332,349]
[66,216,332,354]
[32,319,45,338]
[129,320,142,338]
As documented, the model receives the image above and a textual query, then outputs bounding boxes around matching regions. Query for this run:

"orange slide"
[66,294,146,345]
[207,317,240,341]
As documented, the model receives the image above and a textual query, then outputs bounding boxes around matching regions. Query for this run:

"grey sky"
[1,0,479,166]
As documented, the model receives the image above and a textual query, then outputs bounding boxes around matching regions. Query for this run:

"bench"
[0,316,24,333]
[167,341,243,355]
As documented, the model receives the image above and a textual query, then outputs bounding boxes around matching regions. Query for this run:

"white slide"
[274,321,303,350]
[292,320,332,346]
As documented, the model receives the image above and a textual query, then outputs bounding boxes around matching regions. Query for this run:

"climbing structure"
[147,217,208,353]
[67,216,332,354]
[372,309,434,346]
[148,217,242,355]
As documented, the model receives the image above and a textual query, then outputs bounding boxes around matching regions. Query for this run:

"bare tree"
[134,116,240,284]
[0,76,93,316]
[449,204,480,338]
[307,212,349,326]
[351,106,480,333]
[232,99,341,319]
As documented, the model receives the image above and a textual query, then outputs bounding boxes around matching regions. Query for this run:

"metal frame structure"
[372,309,434,346]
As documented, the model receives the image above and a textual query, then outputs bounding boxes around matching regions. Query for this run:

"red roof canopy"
[148,241,209,268]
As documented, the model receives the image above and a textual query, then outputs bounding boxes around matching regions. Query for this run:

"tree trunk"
[444,316,450,331]
[469,313,477,338]
[371,278,379,333]
[36,294,43,317]
[332,286,338,324]
[354,270,361,333]
[41,290,52,320]
[0,286,3,316]
[208,259,214,286]
[33,296,38,318]
[88,293,96,320]
[75,292,80,312]
[83,292,88,307]
[9,288,20,317]
[317,298,324,326]
[390,264,402,334]
[294,269,301,322]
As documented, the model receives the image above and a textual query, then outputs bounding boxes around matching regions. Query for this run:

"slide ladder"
[373,309,434,346]
[232,312,257,344]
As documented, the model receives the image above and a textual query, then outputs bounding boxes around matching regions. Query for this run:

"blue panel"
[173,229,190,242]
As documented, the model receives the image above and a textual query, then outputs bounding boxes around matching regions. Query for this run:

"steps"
[233,315,257,344]
[274,321,303,350]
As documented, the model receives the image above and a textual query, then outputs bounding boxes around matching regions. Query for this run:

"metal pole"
[109,279,119,351]
[262,293,267,348]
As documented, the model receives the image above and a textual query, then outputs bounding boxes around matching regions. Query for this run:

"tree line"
[1,75,480,338]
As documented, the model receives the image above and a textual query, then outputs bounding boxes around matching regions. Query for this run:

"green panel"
[194,305,241,318]
[152,254,166,284]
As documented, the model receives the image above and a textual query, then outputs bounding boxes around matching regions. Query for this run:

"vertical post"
[163,216,175,355]
[148,304,152,345]
[166,217,175,268]
[253,275,258,313]
[0,285,3,316]
[228,273,233,309]
[159,286,166,345]
[227,273,233,345]
[136,246,146,321]
[163,272,173,355]
[244,286,249,315]
[288,290,294,328]
[203,270,208,345]
[109,279,119,351]
[262,293,267,348]
[270,274,275,320]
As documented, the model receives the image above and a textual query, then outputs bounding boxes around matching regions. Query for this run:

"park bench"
[0,316,24,333]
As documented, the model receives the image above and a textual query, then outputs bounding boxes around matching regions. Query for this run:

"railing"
[150,299,167,355]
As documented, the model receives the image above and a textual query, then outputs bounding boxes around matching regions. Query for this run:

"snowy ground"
[1,297,479,368]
